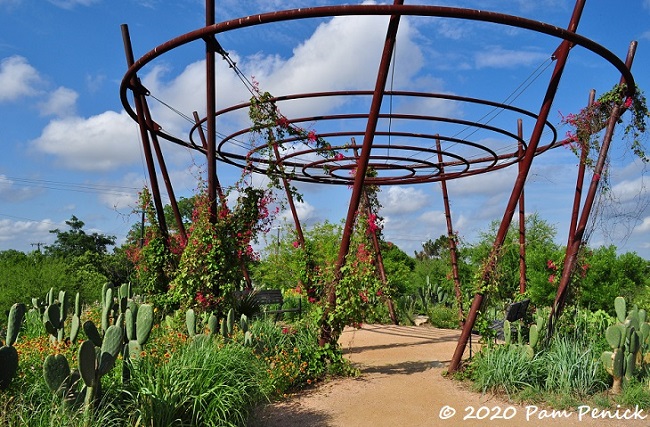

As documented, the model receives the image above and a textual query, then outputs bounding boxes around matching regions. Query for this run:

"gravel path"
[249,324,649,427]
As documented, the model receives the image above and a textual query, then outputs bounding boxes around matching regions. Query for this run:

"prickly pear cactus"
[601,296,650,394]
[0,303,26,390]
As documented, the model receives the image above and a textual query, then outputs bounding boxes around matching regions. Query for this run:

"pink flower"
[624,97,633,109]
[334,153,345,161]
[548,274,556,283]
[292,240,300,248]
[307,130,317,143]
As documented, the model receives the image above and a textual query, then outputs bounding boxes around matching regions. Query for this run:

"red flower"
[276,116,290,129]
[334,152,345,161]
[624,97,633,109]
[307,130,317,143]
[548,274,556,283]
[292,240,300,248]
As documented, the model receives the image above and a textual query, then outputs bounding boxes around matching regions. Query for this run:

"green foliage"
[45,215,115,258]
[126,339,269,426]
[469,333,607,398]
[469,343,544,396]
[170,184,275,313]
[0,303,25,390]
[599,296,650,394]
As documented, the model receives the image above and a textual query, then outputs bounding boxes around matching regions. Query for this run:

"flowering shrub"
[560,83,649,170]
[170,182,276,313]
[125,188,180,296]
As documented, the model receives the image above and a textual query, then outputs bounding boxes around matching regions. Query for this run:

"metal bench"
[490,299,530,340]
[254,289,302,319]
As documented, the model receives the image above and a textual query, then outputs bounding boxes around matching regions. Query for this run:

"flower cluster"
[560,83,649,170]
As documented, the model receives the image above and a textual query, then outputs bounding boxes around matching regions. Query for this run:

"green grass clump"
[126,339,270,426]
[470,344,544,396]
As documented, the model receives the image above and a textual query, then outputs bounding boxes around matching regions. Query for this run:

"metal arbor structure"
[120,1,639,372]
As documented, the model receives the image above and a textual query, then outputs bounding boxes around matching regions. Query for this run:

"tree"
[45,215,115,258]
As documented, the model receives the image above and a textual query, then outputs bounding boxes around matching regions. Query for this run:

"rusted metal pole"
[121,24,169,242]
[448,0,587,373]
[352,142,398,325]
[141,99,187,242]
[205,0,218,222]
[566,91,595,249]
[192,111,227,205]
[272,142,306,246]
[319,0,404,346]
[517,121,526,295]
[436,137,464,325]
[550,42,638,332]
[191,112,252,289]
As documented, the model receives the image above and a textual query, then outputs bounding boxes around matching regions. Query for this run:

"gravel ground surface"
[249,324,649,427]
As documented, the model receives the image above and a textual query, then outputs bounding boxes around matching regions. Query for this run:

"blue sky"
[1,0,650,259]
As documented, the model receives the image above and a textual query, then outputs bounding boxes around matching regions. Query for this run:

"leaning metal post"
[549,41,639,333]
[436,137,464,325]
[448,0,587,373]
[141,99,187,241]
[320,0,404,346]
[352,142,398,325]
[121,24,169,242]
[566,90,594,249]
[517,121,526,295]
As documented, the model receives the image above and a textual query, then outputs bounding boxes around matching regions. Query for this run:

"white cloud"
[0,56,41,102]
[380,186,430,215]
[634,216,650,233]
[38,86,78,117]
[610,176,649,204]
[475,47,549,69]
[31,111,142,171]
[0,218,57,245]
[278,200,315,224]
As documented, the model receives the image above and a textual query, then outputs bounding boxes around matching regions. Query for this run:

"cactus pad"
[0,345,18,390]
[43,354,71,396]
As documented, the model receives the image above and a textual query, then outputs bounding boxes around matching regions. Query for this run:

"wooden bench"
[254,289,302,319]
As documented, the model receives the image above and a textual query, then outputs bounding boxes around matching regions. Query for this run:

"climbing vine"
[560,83,649,171]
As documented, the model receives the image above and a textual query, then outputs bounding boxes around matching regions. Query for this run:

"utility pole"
[30,242,45,252]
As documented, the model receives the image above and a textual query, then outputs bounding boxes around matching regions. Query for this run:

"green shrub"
[427,304,460,329]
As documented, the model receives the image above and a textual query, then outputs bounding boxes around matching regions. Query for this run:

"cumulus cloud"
[0,218,57,245]
[38,86,78,117]
[380,186,431,215]
[634,216,650,233]
[278,200,316,224]
[31,111,142,171]
[0,56,42,102]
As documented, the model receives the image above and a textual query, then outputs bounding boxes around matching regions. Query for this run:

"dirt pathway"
[250,324,649,427]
